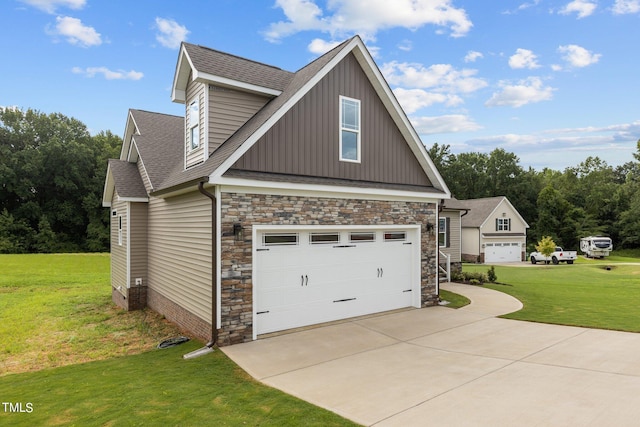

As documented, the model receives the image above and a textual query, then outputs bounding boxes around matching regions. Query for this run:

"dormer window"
[339,96,360,162]
[189,99,200,150]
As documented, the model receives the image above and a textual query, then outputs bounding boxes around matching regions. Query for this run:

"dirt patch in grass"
[1,305,184,376]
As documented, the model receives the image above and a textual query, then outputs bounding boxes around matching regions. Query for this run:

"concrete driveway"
[222,283,640,426]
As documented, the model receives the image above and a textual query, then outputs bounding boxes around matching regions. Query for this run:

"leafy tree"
[0,107,120,253]
[535,236,556,264]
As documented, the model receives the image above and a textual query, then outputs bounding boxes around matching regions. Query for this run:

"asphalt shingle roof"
[108,159,148,199]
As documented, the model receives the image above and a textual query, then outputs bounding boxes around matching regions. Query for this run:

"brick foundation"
[111,286,147,311]
[147,287,213,343]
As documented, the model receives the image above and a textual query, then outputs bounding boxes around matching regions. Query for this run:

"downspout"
[198,181,218,348]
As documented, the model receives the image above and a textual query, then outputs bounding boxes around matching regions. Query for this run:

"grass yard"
[0,254,356,426]
[463,255,640,332]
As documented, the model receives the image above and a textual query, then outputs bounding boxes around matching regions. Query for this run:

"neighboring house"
[439,198,470,275]
[102,36,451,346]
[458,196,529,263]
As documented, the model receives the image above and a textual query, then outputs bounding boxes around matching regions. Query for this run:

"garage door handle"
[305,275,308,286]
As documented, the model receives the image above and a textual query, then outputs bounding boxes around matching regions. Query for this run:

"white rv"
[580,236,613,258]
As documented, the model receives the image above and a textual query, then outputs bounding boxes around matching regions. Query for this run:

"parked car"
[530,247,577,265]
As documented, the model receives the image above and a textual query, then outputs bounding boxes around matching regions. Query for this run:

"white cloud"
[411,114,482,135]
[398,39,413,52]
[393,88,463,113]
[464,50,483,63]
[20,0,84,13]
[485,77,555,108]
[307,38,341,55]
[264,0,472,42]
[509,48,540,69]
[154,17,189,49]
[381,61,487,94]
[612,0,640,14]
[559,0,597,18]
[48,16,101,47]
[72,66,143,80]
[558,44,601,67]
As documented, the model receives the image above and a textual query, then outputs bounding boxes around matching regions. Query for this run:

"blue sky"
[1,0,639,170]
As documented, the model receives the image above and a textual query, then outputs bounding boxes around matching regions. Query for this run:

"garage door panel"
[255,228,419,336]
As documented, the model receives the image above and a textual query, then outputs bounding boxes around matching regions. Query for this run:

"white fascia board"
[214,176,444,203]
[196,71,282,97]
[118,196,149,203]
[130,140,153,192]
[102,163,114,207]
[171,45,195,103]
[349,42,451,198]
[208,38,363,182]
[119,111,138,161]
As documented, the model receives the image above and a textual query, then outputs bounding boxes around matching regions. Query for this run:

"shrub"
[487,266,497,283]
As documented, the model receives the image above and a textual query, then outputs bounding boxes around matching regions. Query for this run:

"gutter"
[198,181,218,348]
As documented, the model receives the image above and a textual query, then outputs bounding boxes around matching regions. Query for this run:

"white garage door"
[485,243,521,263]
[254,227,420,336]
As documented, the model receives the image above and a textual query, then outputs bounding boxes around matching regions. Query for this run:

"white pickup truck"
[529,247,577,265]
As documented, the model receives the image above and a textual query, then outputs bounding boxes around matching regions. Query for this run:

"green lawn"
[0,254,357,426]
[463,257,640,332]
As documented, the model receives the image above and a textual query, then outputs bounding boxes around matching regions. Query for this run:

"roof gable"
[460,196,529,229]
[173,43,294,102]
[231,52,432,187]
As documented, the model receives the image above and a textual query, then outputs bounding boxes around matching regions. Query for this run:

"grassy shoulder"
[439,289,471,309]
[463,259,640,332]
[0,254,357,426]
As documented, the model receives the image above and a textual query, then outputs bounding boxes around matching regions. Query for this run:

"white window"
[439,218,448,247]
[189,99,200,150]
[496,218,511,231]
[339,96,360,162]
[310,233,340,244]
[384,231,406,242]
[350,232,375,243]
[263,233,298,246]
[118,215,123,246]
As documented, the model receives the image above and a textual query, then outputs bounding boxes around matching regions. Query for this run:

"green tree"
[536,236,556,264]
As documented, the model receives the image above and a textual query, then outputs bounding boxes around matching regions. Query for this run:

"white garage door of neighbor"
[485,242,521,263]
[254,228,420,336]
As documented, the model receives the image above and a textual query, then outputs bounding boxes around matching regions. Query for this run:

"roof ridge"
[130,108,183,119]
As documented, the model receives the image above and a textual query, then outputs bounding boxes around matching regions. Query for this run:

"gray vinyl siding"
[147,190,212,323]
[185,76,205,169]
[128,202,148,288]
[111,195,127,291]
[440,212,461,263]
[232,53,431,187]
[209,85,269,155]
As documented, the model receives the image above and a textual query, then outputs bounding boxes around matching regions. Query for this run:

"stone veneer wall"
[217,192,438,346]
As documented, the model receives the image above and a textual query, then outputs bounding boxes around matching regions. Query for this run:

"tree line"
[1,107,638,253]
[1,108,120,253]
[429,142,640,250]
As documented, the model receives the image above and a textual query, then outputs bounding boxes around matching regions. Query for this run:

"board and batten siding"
[232,53,431,187]
[209,85,270,155]
[128,202,148,287]
[110,195,127,292]
[185,76,206,169]
[147,190,212,324]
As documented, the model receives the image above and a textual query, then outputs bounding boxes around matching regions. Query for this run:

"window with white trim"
[118,215,123,246]
[496,218,511,231]
[339,96,360,162]
[189,99,200,150]
[263,233,298,246]
[439,218,448,247]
